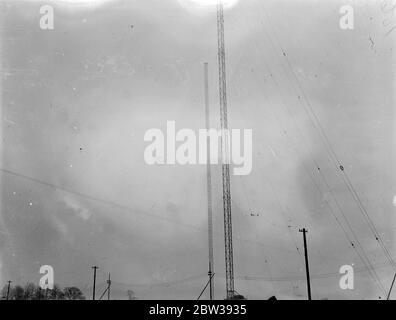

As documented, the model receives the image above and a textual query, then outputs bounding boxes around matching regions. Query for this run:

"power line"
[258,4,396,276]
[235,12,387,295]
[109,274,207,289]
[0,167,282,254]
[223,260,392,282]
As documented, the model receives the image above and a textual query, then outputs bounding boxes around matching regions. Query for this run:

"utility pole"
[6,281,11,300]
[92,266,98,300]
[107,273,111,300]
[204,62,215,301]
[299,228,312,300]
[387,273,396,300]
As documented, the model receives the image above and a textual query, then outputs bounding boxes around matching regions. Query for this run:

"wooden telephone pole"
[299,228,312,300]
[6,281,11,300]
[92,266,98,300]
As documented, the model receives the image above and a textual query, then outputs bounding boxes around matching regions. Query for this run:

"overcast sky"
[0,0,395,300]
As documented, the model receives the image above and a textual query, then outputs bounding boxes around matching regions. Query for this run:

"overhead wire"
[228,7,388,295]
[258,4,396,275]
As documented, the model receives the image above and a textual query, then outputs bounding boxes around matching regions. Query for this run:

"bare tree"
[0,284,9,300]
[13,286,25,300]
[63,287,85,300]
[0,283,86,300]
[23,283,36,300]
[126,290,137,300]
[48,284,65,300]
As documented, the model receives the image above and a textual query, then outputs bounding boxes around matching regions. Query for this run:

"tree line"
[1,283,85,300]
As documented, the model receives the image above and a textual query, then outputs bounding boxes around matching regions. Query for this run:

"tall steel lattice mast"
[217,0,235,300]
